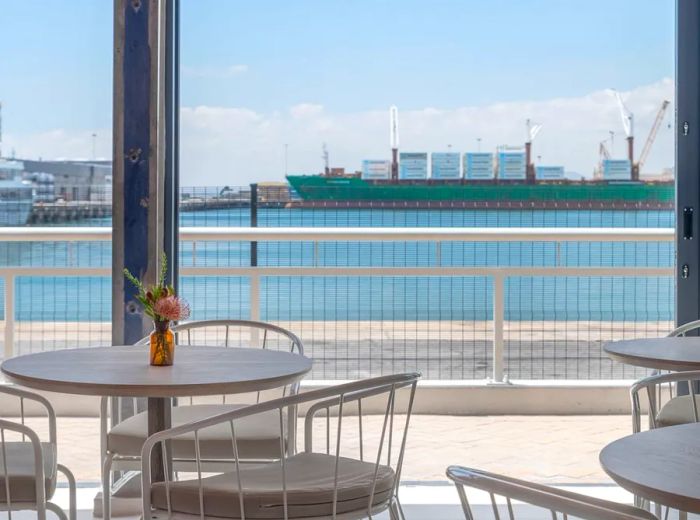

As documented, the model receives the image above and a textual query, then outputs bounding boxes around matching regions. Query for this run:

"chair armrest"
[0,385,56,445]
[630,370,700,395]
[446,466,655,520]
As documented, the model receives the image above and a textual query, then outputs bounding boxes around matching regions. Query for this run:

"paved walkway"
[26,414,631,485]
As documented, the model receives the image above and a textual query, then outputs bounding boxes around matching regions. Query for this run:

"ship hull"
[286,176,675,210]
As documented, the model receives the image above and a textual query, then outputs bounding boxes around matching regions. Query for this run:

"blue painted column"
[113,0,178,345]
[112,0,179,486]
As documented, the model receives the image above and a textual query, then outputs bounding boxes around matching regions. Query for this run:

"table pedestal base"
[148,397,172,483]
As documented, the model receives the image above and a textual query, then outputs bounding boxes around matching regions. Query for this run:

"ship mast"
[525,118,542,184]
[390,105,399,181]
[322,142,329,176]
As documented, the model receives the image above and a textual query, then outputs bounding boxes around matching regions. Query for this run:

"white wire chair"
[630,319,700,434]
[446,466,657,520]
[0,385,76,520]
[141,373,419,520]
[101,319,305,520]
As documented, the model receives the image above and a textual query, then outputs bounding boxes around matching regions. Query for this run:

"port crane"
[390,105,399,181]
[525,118,543,183]
[612,90,635,178]
[637,100,670,174]
[609,90,670,179]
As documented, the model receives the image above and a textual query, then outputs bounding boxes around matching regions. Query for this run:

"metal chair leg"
[57,464,76,520]
[102,452,114,520]
[46,502,68,520]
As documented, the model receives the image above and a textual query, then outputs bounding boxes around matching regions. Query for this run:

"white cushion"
[0,442,56,503]
[108,404,283,460]
[656,395,700,427]
[151,452,394,519]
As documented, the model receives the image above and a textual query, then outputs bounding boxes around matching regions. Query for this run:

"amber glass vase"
[149,320,175,366]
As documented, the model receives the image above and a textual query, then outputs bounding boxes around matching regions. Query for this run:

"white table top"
[1,346,312,397]
[600,423,700,514]
[604,337,700,371]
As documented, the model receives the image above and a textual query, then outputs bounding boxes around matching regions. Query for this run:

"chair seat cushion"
[0,442,56,503]
[656,395,700,427]
[108,404,283,460]
[151,452,395,519]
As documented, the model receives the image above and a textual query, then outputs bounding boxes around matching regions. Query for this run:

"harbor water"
[1,207,675,323]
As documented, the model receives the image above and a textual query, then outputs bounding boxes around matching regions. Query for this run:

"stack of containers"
[431,152,461,179]
[535,165,565,180]
[399,153,429,180]
[361,160,391,180]
[464,153,494,180]
[497,152,527,180]
[602,159,632,180]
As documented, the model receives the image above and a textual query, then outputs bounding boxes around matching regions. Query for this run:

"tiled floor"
[14,414,643,519]
[27,414,631,484]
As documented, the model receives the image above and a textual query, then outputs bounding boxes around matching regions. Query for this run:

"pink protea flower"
[154,295,191,322]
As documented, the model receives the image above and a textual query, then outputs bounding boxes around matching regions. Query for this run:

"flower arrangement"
[123,253,190,366]
[123,252,190,325]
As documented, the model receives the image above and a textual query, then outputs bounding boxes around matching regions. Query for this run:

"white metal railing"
[0,227,675,381]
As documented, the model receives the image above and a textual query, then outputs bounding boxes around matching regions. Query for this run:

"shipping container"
[497,152,526,180]
[431,152,461,179]
[361,160,391,180]
[464,152,494,180]
[399,152,428,180]
[535,165,565,180]
[602,159,632,180]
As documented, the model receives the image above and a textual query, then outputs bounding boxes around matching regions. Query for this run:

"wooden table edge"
[599,442,700,515]
[0,359,312,397]
[602,348,699,372]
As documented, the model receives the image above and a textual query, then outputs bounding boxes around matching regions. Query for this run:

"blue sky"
[0,0,675,182]
[180,0,674,111]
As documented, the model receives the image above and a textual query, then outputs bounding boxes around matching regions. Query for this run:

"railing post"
[492,273,505,383]
[249,184,260,342]
[4,274,14,359]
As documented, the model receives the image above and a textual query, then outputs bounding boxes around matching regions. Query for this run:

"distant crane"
[390,105,399,181]
[322,143,329,176]
[596,140,612,179]
[611,89,635,179]
[606,92,670,179]
[525,118,543,183]
[637,100,670,175]
[0,101,3,159]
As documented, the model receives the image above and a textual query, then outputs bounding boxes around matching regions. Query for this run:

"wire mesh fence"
[0,183,677,380]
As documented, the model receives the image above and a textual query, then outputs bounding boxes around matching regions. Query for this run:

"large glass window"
[178,0,675,381]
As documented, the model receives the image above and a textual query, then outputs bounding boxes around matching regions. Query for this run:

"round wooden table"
[600,423,700,514]
[604,337,700,371]
[1,345,312,480]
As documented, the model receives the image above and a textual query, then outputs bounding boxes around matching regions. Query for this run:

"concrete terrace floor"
[33,414,632,484]
[24,413,696,519]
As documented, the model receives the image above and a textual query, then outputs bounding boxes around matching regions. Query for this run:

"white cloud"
[5,78,675,188]
[3,129,111,162]
[289,103,324,119]
[178,77,674,186]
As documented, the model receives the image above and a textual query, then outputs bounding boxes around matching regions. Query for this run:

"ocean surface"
[2,208,675,323]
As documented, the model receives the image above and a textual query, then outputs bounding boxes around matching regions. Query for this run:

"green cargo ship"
[286,175,675,210]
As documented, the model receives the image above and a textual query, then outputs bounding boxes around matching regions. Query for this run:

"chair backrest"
[667,319,700,338]
[136,319,304,356]
[135,319,306,405]
[628,319,700,433]
[446,466,656,520]
[141,373,420,520]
